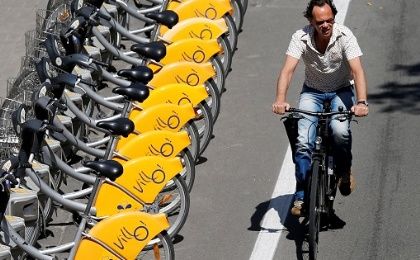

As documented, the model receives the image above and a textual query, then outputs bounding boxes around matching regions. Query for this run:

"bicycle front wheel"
[308,159,321,260]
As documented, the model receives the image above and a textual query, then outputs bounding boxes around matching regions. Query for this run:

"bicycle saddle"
[83,160,123,181]
[117,66,153,84]
[112,83,149,102]
[130,41,166,62]
[96,118,134,137]
[145,10,179,29]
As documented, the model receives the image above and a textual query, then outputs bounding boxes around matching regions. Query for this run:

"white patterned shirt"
[286,23,363,92]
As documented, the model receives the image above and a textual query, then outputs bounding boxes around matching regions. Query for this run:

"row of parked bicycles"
[0,0,246,258]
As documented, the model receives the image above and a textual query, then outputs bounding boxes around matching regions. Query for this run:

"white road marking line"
[249,146,295,260]
[249,1,350,259]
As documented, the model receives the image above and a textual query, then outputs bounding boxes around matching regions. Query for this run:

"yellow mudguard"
[149,38,221,72]
[118,103,195,147]
[142,83,208,108]
[149,61,215,87]
[161,0,233,34]
[75,212,169,259]
[115,130,190,159]
[164,38,221,63]
[117,156,184,204]
[161,17,228,42]
[94,181,144,217]
[129,103,195,131]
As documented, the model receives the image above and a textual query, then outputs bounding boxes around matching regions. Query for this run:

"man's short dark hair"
[304,0,338,19]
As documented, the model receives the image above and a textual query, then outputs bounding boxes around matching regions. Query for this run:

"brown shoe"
[338,172,355,196]
[290,200,304,217]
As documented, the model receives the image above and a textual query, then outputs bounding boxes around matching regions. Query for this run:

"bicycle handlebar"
[286,107,353,117]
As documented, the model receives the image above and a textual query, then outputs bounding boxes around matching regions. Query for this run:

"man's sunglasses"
[315,18,335,26]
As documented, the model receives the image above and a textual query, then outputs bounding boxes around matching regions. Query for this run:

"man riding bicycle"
[272,0,369,217]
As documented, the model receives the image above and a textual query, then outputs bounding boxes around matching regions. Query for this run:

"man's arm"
[272,55,299,114]
[348,57,369,117]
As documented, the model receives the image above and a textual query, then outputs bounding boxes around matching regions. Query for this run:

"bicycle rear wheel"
[157,174,190,239]
[308,159,321,260]
[184,121,200,162]
[136,231,175,260]
[205,78,221,124]
[194,101,213,156]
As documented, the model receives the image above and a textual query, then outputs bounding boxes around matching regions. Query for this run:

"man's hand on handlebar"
[351,103,369,117]
[272,100,290,115]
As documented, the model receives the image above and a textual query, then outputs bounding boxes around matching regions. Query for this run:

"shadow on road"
[370,62,420,114]
[394,62,420,76]
[247,194,293,232]
[248,195,347,260]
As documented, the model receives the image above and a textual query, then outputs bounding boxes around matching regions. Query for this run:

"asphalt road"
[1,0,420,260]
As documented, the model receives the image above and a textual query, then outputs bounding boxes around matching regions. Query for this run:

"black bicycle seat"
[130,41,166,62]
[117,66,153,84]
[83,160,123,181]
[96,118,134,137]
[145,10,179,29]
[112,83,149,102]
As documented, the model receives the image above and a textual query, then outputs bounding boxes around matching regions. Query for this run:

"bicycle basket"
[36,7,72,37]
[283,117,299,163]
[0,98,27,161]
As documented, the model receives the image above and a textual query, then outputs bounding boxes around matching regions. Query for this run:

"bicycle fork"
[315,136,336,216]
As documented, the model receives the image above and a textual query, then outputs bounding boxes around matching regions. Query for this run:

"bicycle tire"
[162,149,196,192]
[181,149,195,192]
[218,35,233,75]
[211,56,226,95]
[156,174,190,239]
[230,0,245,31]
[194,101,213,156]
[184,121,200,162]
[224,14,239,52]
[308,159,321,260]
[205,78,221,124]
[137,231,175,260]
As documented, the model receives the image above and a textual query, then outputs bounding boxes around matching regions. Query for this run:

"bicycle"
[283,101,353,260]
[0,119,175,259]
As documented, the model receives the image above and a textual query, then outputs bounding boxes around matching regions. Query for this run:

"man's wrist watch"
[357,100,369,106]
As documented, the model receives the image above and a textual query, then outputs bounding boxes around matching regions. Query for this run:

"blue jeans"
[294,85,355,201]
